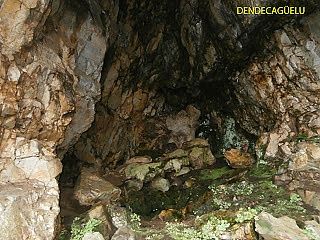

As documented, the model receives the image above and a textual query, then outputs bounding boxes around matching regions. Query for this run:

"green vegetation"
[199,166,233,181]
[235,208,258,223]
[129,212,142,230]
[61,154,318,240]
[165,216,231,240]
[296,133,320,143]
[248,163,276,179]
[208,179,307,219]
[59,217,102,240]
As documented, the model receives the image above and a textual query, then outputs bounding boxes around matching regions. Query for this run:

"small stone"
[158,209,181,221]
[183,178,195,188]
[126,180,144,191]
[124,162,162,181]
[224,149,254,168]
[87,205,115,238]
[108,205,128,229]
[304,220,320,238]
[151,177,170,192]
[175,166,190,176]
[164,158,187,172]
[188,146,215,169]
[125,156,152,165]
[164,149,188,160]
[111,227,136,240]
[183,138,210,148]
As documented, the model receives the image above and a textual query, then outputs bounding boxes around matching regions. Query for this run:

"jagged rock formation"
[0,0,106,239]
[1,0,320,239]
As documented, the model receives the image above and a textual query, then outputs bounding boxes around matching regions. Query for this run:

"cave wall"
[74,0,311,169]
[0,0,106,239]
[233,11,320,157]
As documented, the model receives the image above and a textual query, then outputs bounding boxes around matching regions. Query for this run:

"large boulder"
[74,168,121,206]
[255,212,314,240]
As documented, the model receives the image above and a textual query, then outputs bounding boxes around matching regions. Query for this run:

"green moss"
[206,179,308,220]
[199,166,233,181]
[249,163,277,180]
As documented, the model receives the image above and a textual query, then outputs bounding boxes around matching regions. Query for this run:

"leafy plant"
[70,217,102,240]
[290,193,302,204]
[129,212,141,230]
[235,208,258,223]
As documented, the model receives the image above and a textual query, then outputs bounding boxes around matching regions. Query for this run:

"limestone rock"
[0,181,59,240]
[183,138,210,148]
[304,220,320,239]
[188,145,215,169]
[164,149,189,161]
[166,105,201,148]
[124,162,163,182]
[107,205,129,229]
[125,180,144,191]
[125,156,152,165]
[74,168,121,206]
[298,190,320,212]
[0,0,107,238]
[255,212,309,240]
[151,177,170,192]
[111,227,136,240]
[233,11,320,151]
[220,222,257,240]
[0,0,51,58]
[82,232,105,240]
[275,142,320,210]
[289,142,320,171]
[86,205,115,239]
[164,138,216,171]
[224,149,254,169]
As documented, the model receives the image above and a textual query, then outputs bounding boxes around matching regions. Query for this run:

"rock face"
[275,142,320,211]
[234,11,320,145]
[73,0,317,170]
[0,0,106,239]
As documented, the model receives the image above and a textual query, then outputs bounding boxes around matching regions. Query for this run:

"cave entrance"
[56,1,320,239]
[57,0,265,235]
